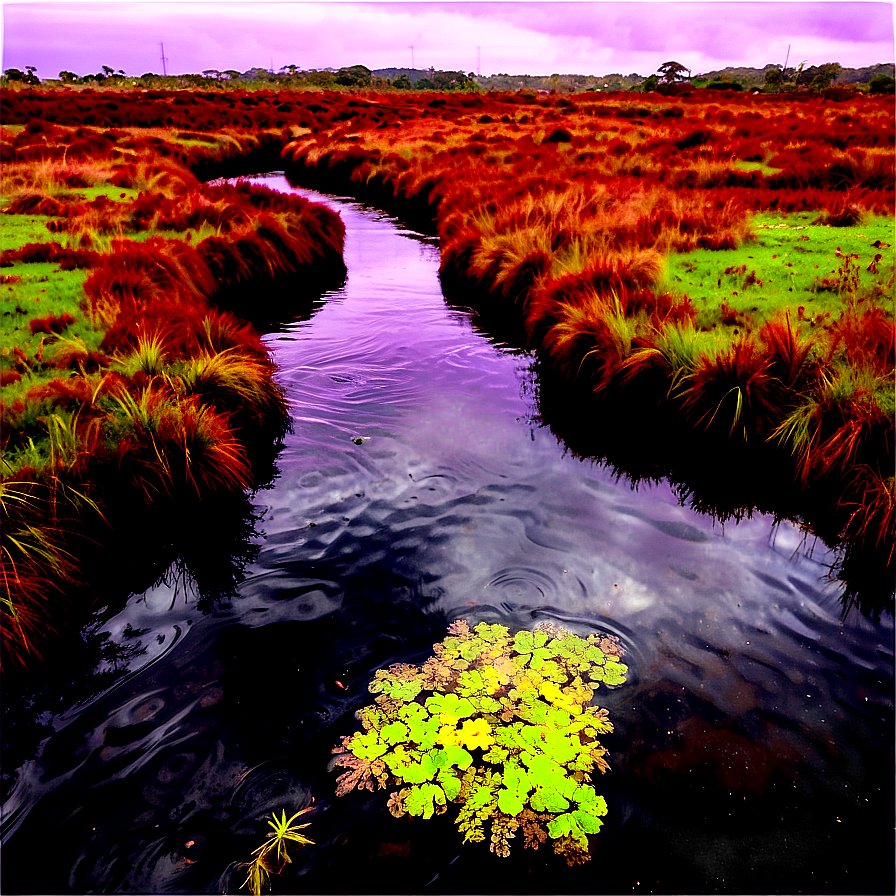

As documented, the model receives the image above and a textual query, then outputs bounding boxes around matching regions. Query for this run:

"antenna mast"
[160,42,168,76]
[783,44,790,72]
[409,45,414,71]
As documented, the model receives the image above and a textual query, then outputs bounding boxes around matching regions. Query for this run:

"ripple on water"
[2,179,892,896]
[483,566,558,603]
[238,574,344,622]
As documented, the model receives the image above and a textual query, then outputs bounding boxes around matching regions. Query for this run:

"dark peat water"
[1,176,893,895]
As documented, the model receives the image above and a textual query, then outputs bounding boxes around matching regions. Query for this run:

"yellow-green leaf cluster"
[331,620,627,865]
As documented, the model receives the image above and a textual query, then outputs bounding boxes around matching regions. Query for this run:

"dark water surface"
[1,176,893,895]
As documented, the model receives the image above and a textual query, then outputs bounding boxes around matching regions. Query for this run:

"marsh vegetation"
[0,85,892,894]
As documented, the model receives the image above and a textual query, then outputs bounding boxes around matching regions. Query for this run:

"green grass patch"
[0,214,69,250]
[79,184,140,203]
[662,212,894,333]
[731,159,781,176]
[0,261,99,392]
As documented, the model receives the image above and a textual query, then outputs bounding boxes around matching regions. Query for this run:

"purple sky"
[2,1,893,79]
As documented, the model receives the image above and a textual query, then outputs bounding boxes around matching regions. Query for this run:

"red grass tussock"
[682,338,776,441]
[2,120,348,669]
[274,88,892,601]
[29,312,76,336]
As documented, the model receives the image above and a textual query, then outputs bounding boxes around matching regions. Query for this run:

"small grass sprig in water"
[241,807,314,895]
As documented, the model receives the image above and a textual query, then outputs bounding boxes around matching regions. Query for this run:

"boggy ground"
[0,121,347,670]
[274,88,894,611]
[1,88,893,666]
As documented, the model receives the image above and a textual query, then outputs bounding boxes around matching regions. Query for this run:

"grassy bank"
[0,122,346,670]
[2,87,892,623]
[276,89,893,606]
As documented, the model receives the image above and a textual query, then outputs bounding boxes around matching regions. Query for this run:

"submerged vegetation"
[332,620,628,865]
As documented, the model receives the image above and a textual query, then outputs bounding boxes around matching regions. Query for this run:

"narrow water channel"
[1,177,892,895]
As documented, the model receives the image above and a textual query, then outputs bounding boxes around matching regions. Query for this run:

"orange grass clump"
[277,88,893,601]
[1,120,346,670]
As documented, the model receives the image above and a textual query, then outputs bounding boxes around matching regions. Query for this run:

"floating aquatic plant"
[332,620,628,865]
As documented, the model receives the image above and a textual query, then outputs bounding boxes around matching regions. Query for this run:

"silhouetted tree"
[657,60,690,83]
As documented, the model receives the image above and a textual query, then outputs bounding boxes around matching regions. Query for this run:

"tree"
[58,70,78,83]
[23,65,40,84]
[764,65,784,89]
[869,73,895,94]
[3,68,26,82]
[335,64,372,86]
[640,74,660,92]
[657,60,690,83]
[819,62,842,83]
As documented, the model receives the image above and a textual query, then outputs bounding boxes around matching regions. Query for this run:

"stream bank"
[2,178,892,895]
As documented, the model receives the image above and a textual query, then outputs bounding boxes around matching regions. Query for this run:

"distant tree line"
[0,63,478,92]
[2,60,892,95]
[629,59,894,95]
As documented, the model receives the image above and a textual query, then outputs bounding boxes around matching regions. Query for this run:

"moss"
[333,620,627,864]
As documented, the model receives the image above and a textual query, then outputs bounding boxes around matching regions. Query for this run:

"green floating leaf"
[334,619,627,864]
[382,744,421,774]
[380,721,409,744]
[602,661,628,687]
[379,678,424,702]
[404,782,447,819]
[547,811,589,847]
[473,622,511,644]
[439,769,462,801]
[425,692,476,722]
[349,730,388,762]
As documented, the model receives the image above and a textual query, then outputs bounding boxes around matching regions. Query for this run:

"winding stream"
[1,177,893,894]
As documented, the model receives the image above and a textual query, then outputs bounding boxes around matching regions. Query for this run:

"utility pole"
[409,45,414,71]
[783,44,790,72]
[160,42,168,76]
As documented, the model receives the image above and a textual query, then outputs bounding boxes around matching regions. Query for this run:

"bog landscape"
[1,60,893,895]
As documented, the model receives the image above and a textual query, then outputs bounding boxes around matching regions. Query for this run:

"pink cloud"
[2,1,893,79]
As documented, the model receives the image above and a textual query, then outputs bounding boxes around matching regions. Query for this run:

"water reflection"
[0,487,266,803]
[1,179,892,895]
[530,358,894,617]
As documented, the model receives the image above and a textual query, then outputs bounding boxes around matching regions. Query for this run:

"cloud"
[2,1,893,77]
